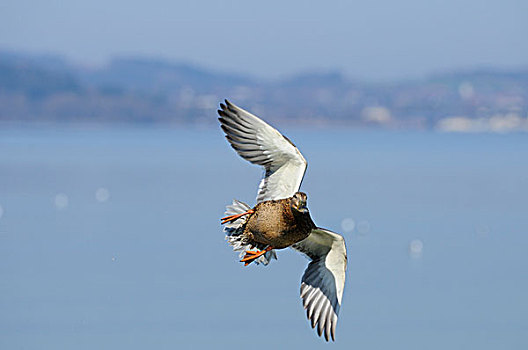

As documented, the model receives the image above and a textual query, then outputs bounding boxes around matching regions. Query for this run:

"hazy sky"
[1,0,527,80]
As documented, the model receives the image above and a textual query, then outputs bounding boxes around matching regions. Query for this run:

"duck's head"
[291,192,309,214]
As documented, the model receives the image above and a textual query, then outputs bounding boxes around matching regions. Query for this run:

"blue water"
[1,127,527,349]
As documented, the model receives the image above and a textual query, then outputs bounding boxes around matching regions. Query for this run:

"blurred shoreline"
[1,49,527,133]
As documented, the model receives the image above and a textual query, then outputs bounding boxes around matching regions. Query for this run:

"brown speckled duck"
[222,192,316,264]
[218,100,348,342]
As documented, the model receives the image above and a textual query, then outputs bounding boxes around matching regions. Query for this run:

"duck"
[218,100,348,341]
[222,192,316,264]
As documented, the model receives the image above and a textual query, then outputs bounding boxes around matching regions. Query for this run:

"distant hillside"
[1,50,527,131]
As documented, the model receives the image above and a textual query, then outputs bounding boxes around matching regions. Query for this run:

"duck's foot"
[240,246,273,266]
[221,209,254,225]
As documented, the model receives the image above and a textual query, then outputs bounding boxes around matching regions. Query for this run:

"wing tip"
[218,100,230,114]
[218,109,227,117]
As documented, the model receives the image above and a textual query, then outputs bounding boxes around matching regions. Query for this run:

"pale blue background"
[1,127,527,349]
[1,0,527,348]
[1,0,527,80]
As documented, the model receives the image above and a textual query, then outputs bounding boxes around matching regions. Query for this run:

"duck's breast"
[246,200,310,249]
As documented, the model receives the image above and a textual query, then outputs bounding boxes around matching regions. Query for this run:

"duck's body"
[244,194,315,249]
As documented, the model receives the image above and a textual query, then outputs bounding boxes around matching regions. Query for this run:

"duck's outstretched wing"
[218,100,307,203]
[291,228,347,341]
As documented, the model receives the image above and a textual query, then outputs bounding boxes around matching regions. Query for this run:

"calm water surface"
[0,127,527,349]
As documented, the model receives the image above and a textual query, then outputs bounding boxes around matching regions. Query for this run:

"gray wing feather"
[292,228,347,341]
[218,100,307,202]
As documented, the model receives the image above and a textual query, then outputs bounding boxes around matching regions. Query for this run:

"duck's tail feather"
[223,199,277,266]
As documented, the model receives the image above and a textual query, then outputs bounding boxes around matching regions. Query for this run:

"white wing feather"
[218,100,307,202]
[292,228,347,341]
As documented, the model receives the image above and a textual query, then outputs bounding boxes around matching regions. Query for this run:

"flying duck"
[218,100,348,341]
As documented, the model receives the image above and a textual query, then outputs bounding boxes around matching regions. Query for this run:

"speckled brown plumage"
[242,193,316,249]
